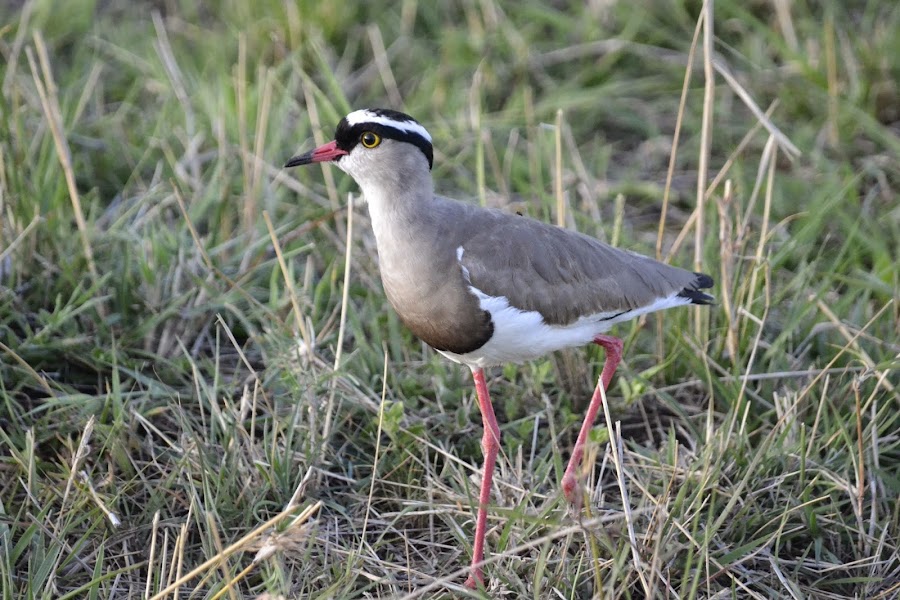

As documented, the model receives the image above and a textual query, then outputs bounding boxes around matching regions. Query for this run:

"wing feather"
[456,208,710,325]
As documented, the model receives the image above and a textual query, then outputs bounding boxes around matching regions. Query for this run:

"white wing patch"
[456,246,471,282]
[345,109,433,142]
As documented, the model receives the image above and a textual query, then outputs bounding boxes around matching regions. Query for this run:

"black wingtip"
[678,272,715,305]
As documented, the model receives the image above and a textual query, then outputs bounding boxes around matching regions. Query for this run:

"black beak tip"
[284,154,311,168]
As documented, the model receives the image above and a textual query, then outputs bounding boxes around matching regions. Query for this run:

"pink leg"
[561,334,623,503]
[464,367,502,589]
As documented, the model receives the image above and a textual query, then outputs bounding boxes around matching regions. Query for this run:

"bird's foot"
[562,474,582,508]
[464,570,483,590]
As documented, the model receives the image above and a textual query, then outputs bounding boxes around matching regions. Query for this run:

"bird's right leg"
[464,366,502,589]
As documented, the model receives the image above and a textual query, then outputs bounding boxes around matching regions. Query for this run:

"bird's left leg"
[561,334,623,503]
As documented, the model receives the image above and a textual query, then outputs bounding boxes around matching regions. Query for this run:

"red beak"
[284,140,348,167]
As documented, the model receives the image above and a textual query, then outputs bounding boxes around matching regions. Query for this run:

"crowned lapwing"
[285,108,713,588]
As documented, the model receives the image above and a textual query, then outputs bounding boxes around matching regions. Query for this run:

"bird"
[284,108,713,589]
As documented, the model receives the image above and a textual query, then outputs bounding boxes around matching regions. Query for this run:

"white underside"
[439,246,691,369]
[438,288,690,368]
[438,246,691,369]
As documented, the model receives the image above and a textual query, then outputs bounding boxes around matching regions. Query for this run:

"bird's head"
[285,108,433,191]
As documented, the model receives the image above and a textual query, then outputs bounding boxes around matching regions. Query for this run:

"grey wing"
[458,212,708,325]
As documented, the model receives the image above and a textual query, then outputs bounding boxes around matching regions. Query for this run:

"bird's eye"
[360,131,381,148]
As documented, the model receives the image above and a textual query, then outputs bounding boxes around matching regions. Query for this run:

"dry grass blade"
[27,34,104,315]
[300,81,345,237]
[0,212,41,264]
[357,347,391,566]
[694,0,714,341]
[0,339,55,395]
[1,0,34,93]
[716,180,737,358]
[661,101,780,267]
[368,24,404,108]
[815,298,895,394]
[251,69,274,220]
[149,502,322,599]
[263,210,312,356]
[152,11,199,186]
[656,9,703,261]
[469,62,486,207]
[710,58,800,159]
[396,514,636,599]
[600,389,651,596]
[235,34,252,232]
[554,108,565,228]
[531,38,801,160]
[323,193,355,444]
[205,512,239,600]
[795,300,895,406]
[145,512,160,600]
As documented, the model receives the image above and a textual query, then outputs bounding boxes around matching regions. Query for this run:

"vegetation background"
[1,0,898,598]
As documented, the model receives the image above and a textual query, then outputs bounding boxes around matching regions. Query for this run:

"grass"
[1,0,898,597]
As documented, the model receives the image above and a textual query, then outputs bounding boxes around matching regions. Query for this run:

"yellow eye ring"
[360,131,381,148]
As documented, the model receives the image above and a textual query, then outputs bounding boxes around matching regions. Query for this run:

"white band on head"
[345,109,432,142]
